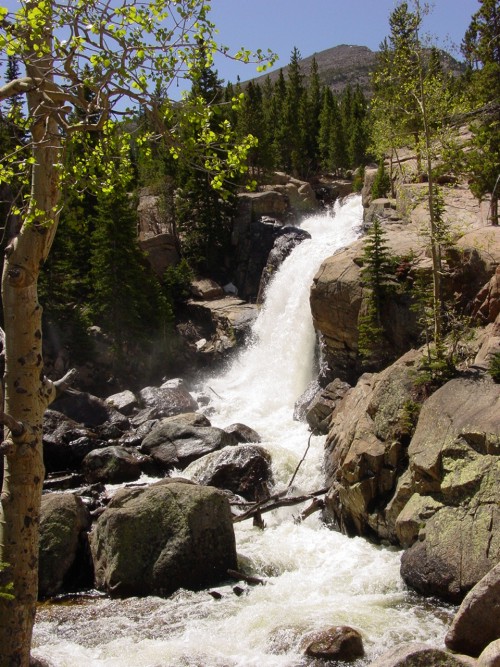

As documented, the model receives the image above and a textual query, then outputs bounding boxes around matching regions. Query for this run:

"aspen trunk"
[0,15,62,662]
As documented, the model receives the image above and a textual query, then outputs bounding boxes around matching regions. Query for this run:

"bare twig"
[286,431,314,491]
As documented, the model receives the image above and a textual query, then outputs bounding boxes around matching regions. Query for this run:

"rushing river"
[32,195,454,666]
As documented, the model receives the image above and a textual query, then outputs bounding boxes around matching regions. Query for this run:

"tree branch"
[0,414,24,438]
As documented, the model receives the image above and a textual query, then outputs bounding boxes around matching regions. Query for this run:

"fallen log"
[232,487,328,523]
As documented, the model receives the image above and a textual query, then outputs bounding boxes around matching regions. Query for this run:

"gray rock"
[51,390,130,430]
[223,423,261,444]
[324,349,422,542]
[39,493,91,598]
[140,421,234,470]
[81,446,148,484]
[139,385,198,418]
[105,390,138,415]
[478,639,500,667]
[187,444,272,500]
[302,625,364,661]
[368,643,472,666]
[305,378,351,433]
[400,376,500,601]
[445,562,500,657]
[43,409,103,472]
[90,480,237,597]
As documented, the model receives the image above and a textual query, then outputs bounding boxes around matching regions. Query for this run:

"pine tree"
[175,55,238,277]
[371,159,391,199]
[462,0,500,225]
[358,217,393,360]
[89,180,167,360]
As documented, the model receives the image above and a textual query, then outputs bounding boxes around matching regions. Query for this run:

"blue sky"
[209,0,480,85]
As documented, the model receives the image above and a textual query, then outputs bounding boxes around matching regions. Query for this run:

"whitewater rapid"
[32,195,453,666]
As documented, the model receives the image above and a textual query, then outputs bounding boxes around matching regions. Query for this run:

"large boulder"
[183,296,258,360]
[51,390,130,431]
[139,420,234,471]
[399,375,500,601]
[445,562,500,657]
[39,493,91,598]
[186,444,273,500]
[138,385,198,418]
[90,480,237,597]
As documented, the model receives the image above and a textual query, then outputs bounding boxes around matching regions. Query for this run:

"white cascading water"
[32,195,452,666]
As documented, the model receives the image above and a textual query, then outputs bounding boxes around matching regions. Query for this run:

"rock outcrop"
[324,352,500,601]
[398,375,500,601]
[310,181,499,384]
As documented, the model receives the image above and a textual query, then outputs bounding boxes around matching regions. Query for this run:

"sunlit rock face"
[324,360,500,602]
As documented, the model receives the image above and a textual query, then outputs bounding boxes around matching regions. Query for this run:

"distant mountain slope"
[246,44,464,97]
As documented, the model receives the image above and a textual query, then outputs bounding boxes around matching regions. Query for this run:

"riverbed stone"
[478,639,500,667]
[90,480,237,597]
[138,385,198,418]
[302,625,364,661]
[223,423,261,444]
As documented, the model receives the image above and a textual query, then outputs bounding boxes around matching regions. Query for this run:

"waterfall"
[32,195,452,667]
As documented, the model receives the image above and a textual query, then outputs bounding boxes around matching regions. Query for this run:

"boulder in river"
[39,493,91,598]
[90,480,237,597]
[139,420,234,470]
[186,444,272,500]
[367,643,474,666]
[302,625,364,661]
[445,562,500,657]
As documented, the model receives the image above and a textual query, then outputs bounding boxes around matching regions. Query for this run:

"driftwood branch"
[232,487,328,524]
[294,497,325,524]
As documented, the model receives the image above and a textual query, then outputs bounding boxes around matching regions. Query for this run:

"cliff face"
[310,170,500,383]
